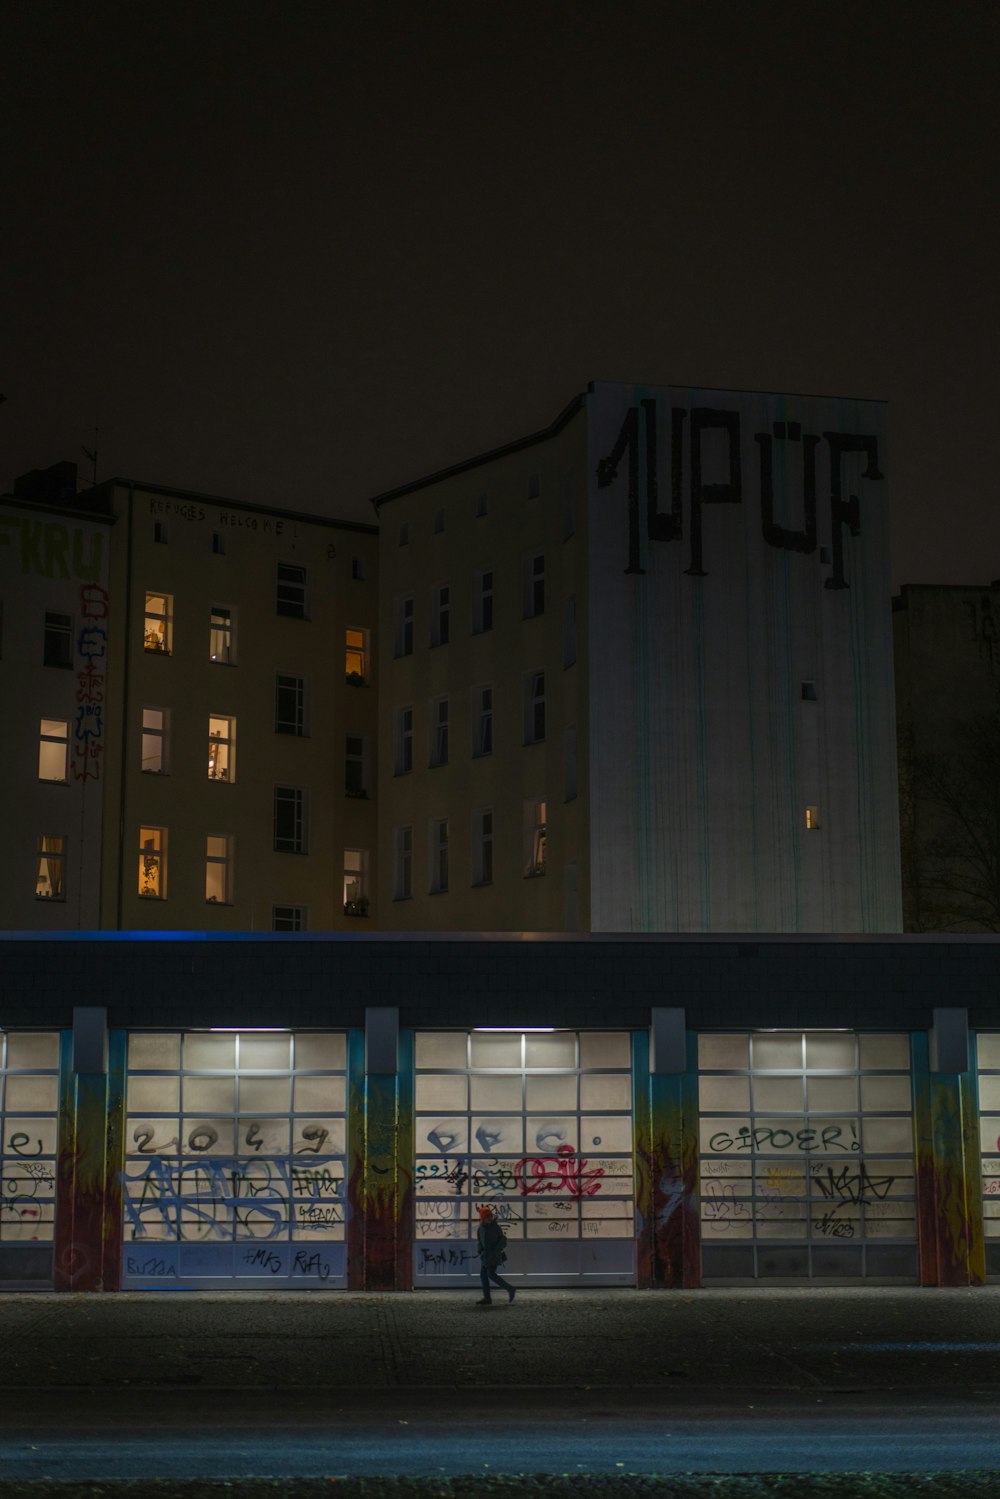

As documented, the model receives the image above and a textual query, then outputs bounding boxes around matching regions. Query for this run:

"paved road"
[2,1288,999,1477]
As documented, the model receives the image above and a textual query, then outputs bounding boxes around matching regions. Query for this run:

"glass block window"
[122,1031,348,1282]
[698,1031,916,1279]
[976,1033,1000,1244]
[0,1032,60,1244]
[413,1030,634,1281]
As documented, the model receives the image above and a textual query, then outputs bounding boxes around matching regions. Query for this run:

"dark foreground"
[2,1287,1000,1492]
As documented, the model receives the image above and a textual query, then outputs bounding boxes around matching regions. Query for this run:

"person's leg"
[488,1266,516,1302]
[478,1265,492,1303]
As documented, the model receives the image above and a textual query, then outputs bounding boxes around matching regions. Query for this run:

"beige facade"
[375,400,590,931]
[1,468,378,933]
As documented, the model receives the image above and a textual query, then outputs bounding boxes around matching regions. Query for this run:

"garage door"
[414,1029,635,1286]
[121,1030,347,1287]
[975,1032,1000,1277]
[699,1031,917,1280]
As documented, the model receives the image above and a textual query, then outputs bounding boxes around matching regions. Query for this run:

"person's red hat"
[478,1205,493,1220]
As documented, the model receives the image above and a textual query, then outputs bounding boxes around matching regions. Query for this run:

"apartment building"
[1,464,379,932]
[374,382,902,933]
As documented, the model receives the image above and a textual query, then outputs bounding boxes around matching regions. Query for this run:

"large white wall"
[585,382,901,933]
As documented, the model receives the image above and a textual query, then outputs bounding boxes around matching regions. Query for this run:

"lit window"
[141,708,168,773]
[431,584,450,647]
[806,806,821,830]
[43,612,73,669]
[275,673,306,735]
[343,848,369,916]
[430,696,449,768]
[144,592,172,653]
[138,826,167,899]
[524,670,546,744]
[430,818,449,894]
[274,786,307,853]
[208,715,235,782]
[36,835,66,900]
[272,904,307,931]
[345,627,368,683]
[395,706,413,775]
[205,834,233,904]
[276,562,308,619]
[472,684,493,758]
[345,734,367,797]
[395,595,414,657]
[395,826,413,900]
[210,606,235,664]
[473,809,494,886]
[524,553,545,618]
[38,719,69,782]
[525,799,547,877]
[474,569,493,634]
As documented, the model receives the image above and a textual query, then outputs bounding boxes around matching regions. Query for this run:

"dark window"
[43,612,73,668]
[272,904,307,931]
[276,563,308,619]
[275,674,306,735]
[274,786,306,853]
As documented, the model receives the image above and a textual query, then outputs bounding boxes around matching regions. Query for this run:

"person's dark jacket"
[476,1218,506,1269]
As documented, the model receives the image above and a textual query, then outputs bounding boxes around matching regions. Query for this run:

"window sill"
[143,647,171,656]
[209,659,237,667]
[471,880,494,889]
[345,674,368,687]
[429,762,448,771]
[344,905,370,918]
[429,887,449,896]
[393,768,413,778]
[137,893,166,901]
[35,895,66,902]
[205,900,234,907]
[345,788,370,799]
[524,870,547,879]
[43,661,73,670]
[38,779,69,787]
[392,893,413,902]
[142,769,169,776]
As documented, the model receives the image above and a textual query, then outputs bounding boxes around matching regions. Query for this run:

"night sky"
[3,0,997,589]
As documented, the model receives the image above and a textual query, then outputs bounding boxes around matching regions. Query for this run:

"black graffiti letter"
[686,408,742,577]
[757,423,819,554]
[596,406,644,574]
[822,432,883,590]
[645,399,683,543]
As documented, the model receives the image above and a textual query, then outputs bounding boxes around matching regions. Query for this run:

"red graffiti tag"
[514,1143,604,1198]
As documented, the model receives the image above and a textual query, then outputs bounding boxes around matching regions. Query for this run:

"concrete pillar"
[346,1012,413,1290]
[633,1015,700,1288]
[54,1011,126,1292]
[913,1019,985,1286]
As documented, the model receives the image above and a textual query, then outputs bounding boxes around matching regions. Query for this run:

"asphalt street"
[1,1287,999,1479]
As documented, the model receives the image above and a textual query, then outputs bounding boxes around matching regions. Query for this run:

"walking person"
[476,1204,515,1305]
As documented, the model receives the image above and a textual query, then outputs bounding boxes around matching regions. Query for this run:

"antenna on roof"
[80,427,98,487]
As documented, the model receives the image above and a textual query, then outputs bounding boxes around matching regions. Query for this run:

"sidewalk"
[2,1285,998,1393]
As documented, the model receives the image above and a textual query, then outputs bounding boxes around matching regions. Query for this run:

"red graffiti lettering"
[514,1143,604,1198]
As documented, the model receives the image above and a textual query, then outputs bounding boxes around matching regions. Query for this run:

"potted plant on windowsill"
[344,896,369,917]
[345,670,365,687]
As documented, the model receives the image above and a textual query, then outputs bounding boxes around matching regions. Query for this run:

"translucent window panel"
[237,1118,290,1155]
[470,1075,521,1111]
[293,1076,346,1114]
[864,1212,916,1238]
[183,1077,236,1113]
[239,1034,292,1070]
[700,1158,753,1183]
[3,1116,58,1156]
[129,1032,182,1070]
[470,1033,521,1068]
[525,1074,577,1111]
[856,1160,915,1198]
[415,1074,468,1111]
[811,1200,861,1237]
[184,1032,236,1070]
[292,1118,345,1156]
[698,1076,751,1112]
[4,1034,59,1069]
[470,1158,519,1196]
[579,1074,632,1112]
[1,1202,56,1242]
[978,1033,1000,1069]
[415,1161,467,1196]
[860,1075,912,1113]
[524,1034,577,1069]
[415,1032,468,1069]
[471,1117,524,1154]
[579,1032,630,1069]
[417,1117,469,1155]
[862,1117,914,1154]
[804,1033,857,1070]
[580,1116,632,1153]
[751,1035,803,1070]
[757,1161,807,1198]
[699,1034,750,1070]
[181,1118,235,1155]
[860,1034,910,1070]
[3,1075,58,1112]
[981,1076,1000,1112]
[702,1185,754,1236]
[701,1117,750,1156]
[127,1076,181,1113]
[294,1033,346,1071]
[752,1077,804,1112]
[807,1077,859,1112]
[756,1214,809,1240]
[126,1118,180,1155]
[980,1116,1000,1154]
[526,1199,579,1225]
[527,1116,579,1154]
[239,1076,292,1113]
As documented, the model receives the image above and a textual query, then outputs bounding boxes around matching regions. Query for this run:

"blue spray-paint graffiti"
[121,1156,344,1241]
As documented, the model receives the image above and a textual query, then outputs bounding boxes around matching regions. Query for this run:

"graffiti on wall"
[0,518,105,580]
[72,583,109,782]
[121,1154,345,1243]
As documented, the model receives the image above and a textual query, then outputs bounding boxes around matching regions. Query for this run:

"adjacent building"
[374,382,901,933]
[0,465,379,932]
[894,581,1000,931]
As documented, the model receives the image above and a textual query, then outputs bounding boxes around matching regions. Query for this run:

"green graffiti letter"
[46,525,71,579]
[72,529,104,582]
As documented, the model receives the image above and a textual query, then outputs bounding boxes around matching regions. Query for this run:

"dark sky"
[3,0,997,588]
